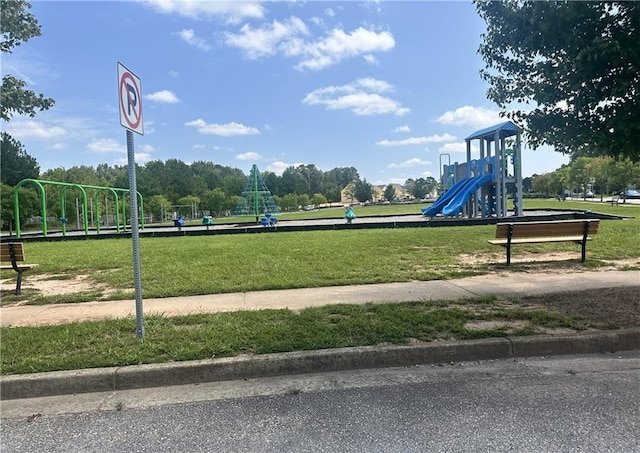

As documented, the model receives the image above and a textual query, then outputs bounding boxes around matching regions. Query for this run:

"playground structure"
[12,179,144,238]
[234,164,279,220]
[423,121,523,219]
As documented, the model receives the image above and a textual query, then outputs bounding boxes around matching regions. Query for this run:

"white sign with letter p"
[118,62,144,135]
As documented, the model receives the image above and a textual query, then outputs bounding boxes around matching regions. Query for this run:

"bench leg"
[15,270,23,296]
[506,245,511,265]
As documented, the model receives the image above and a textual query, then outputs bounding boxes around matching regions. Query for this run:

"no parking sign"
[118,62,144,135]
[117,61,145,337]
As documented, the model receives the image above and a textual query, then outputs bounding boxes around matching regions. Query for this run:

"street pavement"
[2,352,639,451]
[1,270,639,402]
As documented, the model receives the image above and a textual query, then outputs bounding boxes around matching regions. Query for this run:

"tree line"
[527,157,640,200]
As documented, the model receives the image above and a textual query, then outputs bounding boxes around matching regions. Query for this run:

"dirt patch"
[464,319,529,332]
[0,273,122,303]
[458,253,640,271]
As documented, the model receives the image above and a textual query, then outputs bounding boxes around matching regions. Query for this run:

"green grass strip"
[1,299,618,375]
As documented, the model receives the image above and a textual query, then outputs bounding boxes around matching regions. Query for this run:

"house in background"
[340,183,409,204]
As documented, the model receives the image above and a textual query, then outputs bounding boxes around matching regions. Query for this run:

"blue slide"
[421,177,471,217]
[441,174,493,216]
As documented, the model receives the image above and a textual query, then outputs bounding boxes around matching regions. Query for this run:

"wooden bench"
[489,219,600,265]
[0,242,39,295]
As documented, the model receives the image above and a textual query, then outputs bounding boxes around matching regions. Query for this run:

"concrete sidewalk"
[2,270,639,327]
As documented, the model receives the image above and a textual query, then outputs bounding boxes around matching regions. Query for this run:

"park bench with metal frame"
[0,242,39,295]
[489,219,600,265]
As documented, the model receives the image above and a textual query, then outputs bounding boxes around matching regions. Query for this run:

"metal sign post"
[118,62,144,338]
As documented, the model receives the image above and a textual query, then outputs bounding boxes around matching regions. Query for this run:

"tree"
[532,173,553,198]
[323,166,359,201]
[145,194,172,222]
[1,182,39,232]
[200,188,227,216]
[354,178,373,203]
[177,195,200,217]
[311,193,327,207]
[568,157,597,198]
[1,1,55,134]
[281,166,308,195]
[405,177,438,200]
[608,158,640,201]
[0,132,39,185]
[280,193,299,212]
[383,184,396,202]
[476,1,640,161]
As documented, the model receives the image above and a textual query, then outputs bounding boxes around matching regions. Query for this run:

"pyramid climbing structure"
[234,164,280,216]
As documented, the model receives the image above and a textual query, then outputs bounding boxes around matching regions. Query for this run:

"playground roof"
[465,121,518,142]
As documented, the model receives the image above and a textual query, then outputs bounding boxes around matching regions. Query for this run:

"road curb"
[2,328,639,400]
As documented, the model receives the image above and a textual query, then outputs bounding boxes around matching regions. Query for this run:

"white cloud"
[185,119,260,136]
[87,138,126,154]
[114,152,152,165]
[174,29,211,51]
[376,133,457,147]
[224,18,394,71]
[363,54,378,65]
[143,0,264,23]
[295,27,394,71]
[224,17,309,59]
[236,151,263,161]
[434,106,502,129]
[138,144,155,153]
[388,158,431,168]
[265,160,302,175]
[438,142,479,154]
[5,120,67,139]
[145,90,180,103]
[304,78,408,116]
[394,125,411,133]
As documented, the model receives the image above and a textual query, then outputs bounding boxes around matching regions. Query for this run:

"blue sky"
[3,0,569,186]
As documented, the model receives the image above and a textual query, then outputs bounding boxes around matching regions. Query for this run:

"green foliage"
[0,132,39,185]
[383,184,396,202]
[354,178,374,202]
[0,182,39,231]
[476,1,640,160]
[0,297,615,375]
[311,193,328,206]
[405,177,438,199]
[144,194,172,221]
[531,157,640,197]
[0,0,55,122]
[1,0,54,192]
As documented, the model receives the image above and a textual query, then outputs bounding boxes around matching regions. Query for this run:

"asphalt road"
[2,352,639,452]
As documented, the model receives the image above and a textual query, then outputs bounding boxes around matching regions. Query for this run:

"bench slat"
[489,236,589,246]
[1,243,27,262]
[0,264,38,270]
[495,220,599,239]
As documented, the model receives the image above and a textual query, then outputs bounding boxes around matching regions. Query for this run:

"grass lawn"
[1,199,638,375]
[2,199,638,305]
